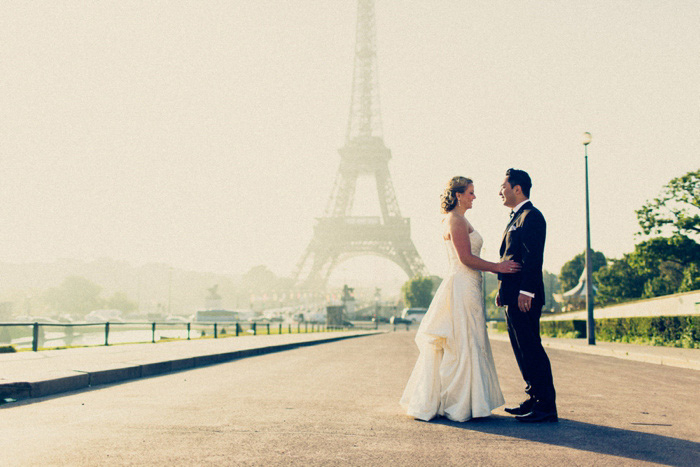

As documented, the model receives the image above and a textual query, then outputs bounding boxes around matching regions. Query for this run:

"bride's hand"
[497,260,521,274]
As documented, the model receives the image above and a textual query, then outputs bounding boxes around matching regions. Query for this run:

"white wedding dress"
[400,228,504,422]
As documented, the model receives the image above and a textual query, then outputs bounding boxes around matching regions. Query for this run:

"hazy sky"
[1,1,698,293]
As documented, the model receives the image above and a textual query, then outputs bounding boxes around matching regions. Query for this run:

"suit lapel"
[500,201,533,252]
[500,213,516,255]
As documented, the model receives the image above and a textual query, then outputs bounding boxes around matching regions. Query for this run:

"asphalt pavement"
[0,328,698,465]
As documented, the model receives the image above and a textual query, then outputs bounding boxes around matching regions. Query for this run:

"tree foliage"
[679,263,700,293]
[106,291,137,313]
[594,257,646,304]
[558,250,607,292]
[543,270,561,313]
[242,265,278,292]
[401,276,435,308]
[629,235,700,298]
[594,235,700,304]
[563,168,700,304]
[42,276,104,316]
[636,168,700,240]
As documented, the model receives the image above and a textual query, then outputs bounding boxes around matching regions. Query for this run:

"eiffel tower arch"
[294,0,428,289]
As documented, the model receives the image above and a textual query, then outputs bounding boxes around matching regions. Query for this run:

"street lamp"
[582,132,595,345]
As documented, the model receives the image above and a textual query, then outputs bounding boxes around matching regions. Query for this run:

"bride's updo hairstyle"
[440,176,473,213]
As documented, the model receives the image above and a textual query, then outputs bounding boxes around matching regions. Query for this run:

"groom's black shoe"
[504,397,536,416]
[515,408,558,423]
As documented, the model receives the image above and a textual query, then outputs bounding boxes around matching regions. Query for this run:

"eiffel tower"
[294,0,428,289]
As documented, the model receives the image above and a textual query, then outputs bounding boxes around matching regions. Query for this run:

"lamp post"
[583,132,595,345]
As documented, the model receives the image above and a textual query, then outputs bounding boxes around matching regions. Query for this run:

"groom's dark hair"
[505,168,532,198]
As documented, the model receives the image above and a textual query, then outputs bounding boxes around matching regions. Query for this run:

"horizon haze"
[1,1,698,298]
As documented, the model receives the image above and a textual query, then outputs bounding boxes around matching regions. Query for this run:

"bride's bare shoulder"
[444,212,470,238]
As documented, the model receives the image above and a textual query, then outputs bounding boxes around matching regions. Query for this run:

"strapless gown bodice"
[445,230,483,280]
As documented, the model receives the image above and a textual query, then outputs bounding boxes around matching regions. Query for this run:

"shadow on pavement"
[433,415,699,466]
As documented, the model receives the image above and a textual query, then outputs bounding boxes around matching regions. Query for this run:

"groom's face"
[500,178,517,208]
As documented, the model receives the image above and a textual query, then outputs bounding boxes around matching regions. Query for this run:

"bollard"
[32,323,39,352]
[214,323,218,339]
[236,322,240,336]
[152,322,156,343]
[187,322,191,340]
[252,322,257,335]
[305,322,308,333]
[288,324,292,334]
[297,322,300,333]
[279,323,282,335]
[267,323,270,335]
[105,322,110,346]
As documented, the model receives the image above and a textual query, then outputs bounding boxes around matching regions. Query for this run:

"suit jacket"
[498,201,546,307]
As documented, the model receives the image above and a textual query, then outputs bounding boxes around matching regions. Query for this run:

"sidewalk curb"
[488,332,700,371]
[0,331,383,403]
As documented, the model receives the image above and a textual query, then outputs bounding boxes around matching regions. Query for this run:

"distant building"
[562,270,598,311]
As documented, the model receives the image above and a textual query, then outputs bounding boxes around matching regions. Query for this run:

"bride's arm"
[449,216,519,274]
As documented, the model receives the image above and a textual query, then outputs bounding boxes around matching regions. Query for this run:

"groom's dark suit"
[498,200,556,411]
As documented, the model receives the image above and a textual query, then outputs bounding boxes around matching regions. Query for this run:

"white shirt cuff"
[519,290,535,298]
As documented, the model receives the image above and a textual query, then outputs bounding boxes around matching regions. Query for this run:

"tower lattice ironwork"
[294,0,428,289]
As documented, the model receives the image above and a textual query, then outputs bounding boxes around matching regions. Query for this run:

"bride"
[400,176,521,422]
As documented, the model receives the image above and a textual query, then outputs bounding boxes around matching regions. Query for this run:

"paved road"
[1,331,698,466]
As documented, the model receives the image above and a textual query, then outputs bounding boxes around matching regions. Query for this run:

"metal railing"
[0,320,357,352]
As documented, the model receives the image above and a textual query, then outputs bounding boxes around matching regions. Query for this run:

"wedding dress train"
[400,229,504,422]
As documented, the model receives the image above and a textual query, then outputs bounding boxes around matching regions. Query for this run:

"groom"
[496,168,557,423]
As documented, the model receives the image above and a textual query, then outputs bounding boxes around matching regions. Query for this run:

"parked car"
[165,315,189,323]
[85,309,124,323]
[401,307,428,323]
[19,316,60,324]
[390,315,411,325]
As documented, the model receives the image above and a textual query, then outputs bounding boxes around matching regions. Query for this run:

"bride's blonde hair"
[440,176,473,213]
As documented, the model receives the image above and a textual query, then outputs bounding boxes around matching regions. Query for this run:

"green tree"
[543,270,561,313]
[106,291,137,313]
[401,276,435,308]
[679,263,700,292]
[594,257,646,305]
[42,276,104,316]
[636,169,700,240]
[428,275,443,293]
[593,169,700,304]
[484,273,499,316]
[595,235,700,303]
[630,235,700,298]
[558,250,607,292]
[242,265,277,292]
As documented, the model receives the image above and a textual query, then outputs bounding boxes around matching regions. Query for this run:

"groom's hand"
[495,293,502,307]
[518,293,532,312]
